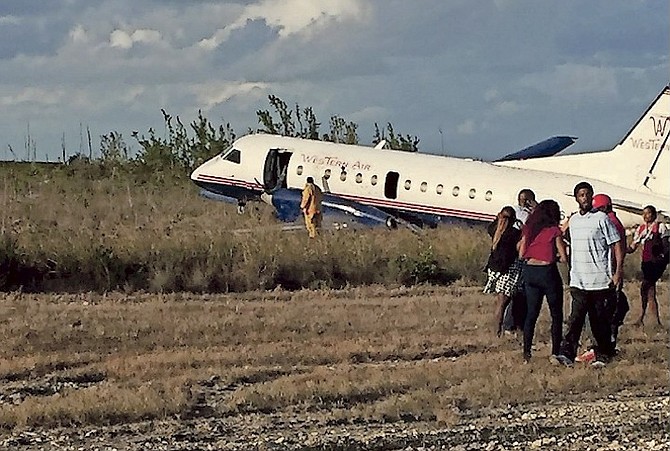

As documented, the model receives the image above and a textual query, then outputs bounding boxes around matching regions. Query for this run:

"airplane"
[191,85,669,230]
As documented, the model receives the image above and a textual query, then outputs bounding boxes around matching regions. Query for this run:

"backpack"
[648,223,669,265]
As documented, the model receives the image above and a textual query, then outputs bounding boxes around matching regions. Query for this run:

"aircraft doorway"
[384,171,399,199]
[263,149,292,192]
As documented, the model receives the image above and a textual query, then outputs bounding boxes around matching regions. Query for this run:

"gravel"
[1,391,668,450]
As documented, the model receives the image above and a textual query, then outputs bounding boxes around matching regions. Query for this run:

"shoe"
[591,360,606,368]
[549,355,560,365]
[523,353,531,364]
[575,349,595,363]
[554,354,573,367]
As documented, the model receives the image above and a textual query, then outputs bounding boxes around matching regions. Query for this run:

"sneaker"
[523,353,531,364]
[591,360,606,368]
[554,354,573,367]
[575,349,595,363]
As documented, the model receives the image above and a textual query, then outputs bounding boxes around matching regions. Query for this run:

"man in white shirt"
[513,189,536,229]
[555,182,624,367]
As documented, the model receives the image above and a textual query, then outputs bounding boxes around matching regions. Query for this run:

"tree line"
[71,95,420,178]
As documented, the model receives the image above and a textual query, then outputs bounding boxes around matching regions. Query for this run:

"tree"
[373,123,420,152]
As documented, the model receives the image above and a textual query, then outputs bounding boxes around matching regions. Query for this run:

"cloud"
[110,30,133,49]
[199,0,366,49]
[494,100,520,115]
[69,24,88,43]
[191,81,270,110]
[0,87,64,107]
[110,28,162,49]
[0,15,21,25]
[0,1,667,160]
[521,63,619,104]
[457,120,476,135]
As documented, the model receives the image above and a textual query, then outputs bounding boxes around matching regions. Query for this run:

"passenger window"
[296,165,303,175]
[371,175,378,186]
[340,171,347,181]
[223,149,241,164]
[452,186,460,196]
[324,169,331,179]
[404,180,411,190]
[485,190,493,201]
[469,188,476,199]
[420,182,427,192]
[355,173,363,183]
[436,184,444,195]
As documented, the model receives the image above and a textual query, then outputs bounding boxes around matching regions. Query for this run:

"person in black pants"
[555,182,624,367]
[518,200,568,363]
[502,189,537,334]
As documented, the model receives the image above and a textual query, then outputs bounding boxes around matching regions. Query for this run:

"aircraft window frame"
[420,182,428,192]
[296,165,303,175]
[355,173,363,183]
[469,188,476,199]
[485,190,493,201]
[404,180,412,190]
[324,169,331,179]
[222,148,241,164]
[371,175,378,186]
[340,171,347,181]
[452,186,460,196]
[436,184,444,195]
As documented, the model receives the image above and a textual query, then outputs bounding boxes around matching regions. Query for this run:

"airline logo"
[650,116,669,137]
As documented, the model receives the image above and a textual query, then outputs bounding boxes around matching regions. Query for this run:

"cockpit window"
[222,148,241,164]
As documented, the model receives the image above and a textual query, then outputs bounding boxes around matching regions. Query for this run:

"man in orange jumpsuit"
[300,177,323,238]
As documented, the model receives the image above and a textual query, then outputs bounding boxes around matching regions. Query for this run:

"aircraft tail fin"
[610,85,670,194]
[495,85,670,196]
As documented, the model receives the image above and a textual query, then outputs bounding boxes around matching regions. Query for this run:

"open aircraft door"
[263,149,292,192]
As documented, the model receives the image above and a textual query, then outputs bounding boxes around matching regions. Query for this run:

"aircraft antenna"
[439,127,444,154]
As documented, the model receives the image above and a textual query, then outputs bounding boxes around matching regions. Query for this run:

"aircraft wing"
[495,136,577,162]
[609,198,670,221]
[199,189,239,204]
[268,188,403,229]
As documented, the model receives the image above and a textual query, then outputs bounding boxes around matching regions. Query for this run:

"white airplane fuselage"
[191,134,667,228]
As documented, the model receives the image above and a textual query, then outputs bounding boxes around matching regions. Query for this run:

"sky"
[0,0,668,162]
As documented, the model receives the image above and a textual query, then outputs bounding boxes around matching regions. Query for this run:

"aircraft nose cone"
[191,163,204,181]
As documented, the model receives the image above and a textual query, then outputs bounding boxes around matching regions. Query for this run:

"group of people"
[484,183,669,366]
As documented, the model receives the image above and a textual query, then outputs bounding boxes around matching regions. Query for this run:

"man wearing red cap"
[592,194,626,242]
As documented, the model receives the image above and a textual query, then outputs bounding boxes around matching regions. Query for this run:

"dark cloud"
[0,0,667,159]
[0,16,71,58]
[212,18,279,68]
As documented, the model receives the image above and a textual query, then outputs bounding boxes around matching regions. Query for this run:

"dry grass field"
[0,163,668,449]
[0,162,497,293]
[0,162,655,294]
[0,284,667,441]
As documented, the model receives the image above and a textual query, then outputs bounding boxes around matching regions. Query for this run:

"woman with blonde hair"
[484,206,523,337]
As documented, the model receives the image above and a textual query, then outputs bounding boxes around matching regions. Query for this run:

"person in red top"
[627,205,669,327]
[518,199,568,363]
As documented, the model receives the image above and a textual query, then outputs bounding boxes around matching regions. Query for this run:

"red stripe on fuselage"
[197,175,495,221]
